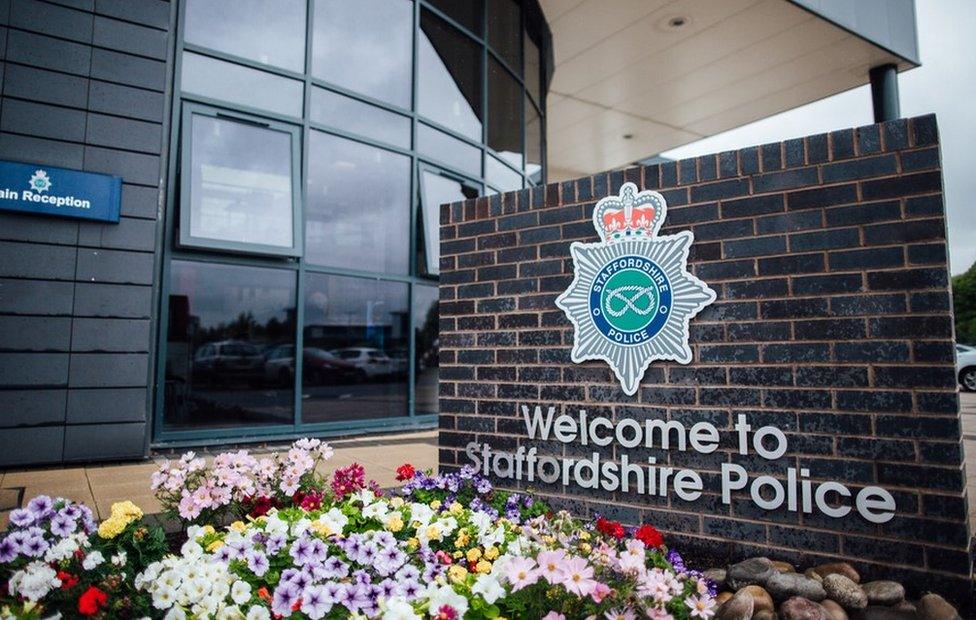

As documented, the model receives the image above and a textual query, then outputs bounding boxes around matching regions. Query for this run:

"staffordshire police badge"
[556,182,716,396]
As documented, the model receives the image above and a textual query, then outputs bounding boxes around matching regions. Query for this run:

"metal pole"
[869,64,900,123]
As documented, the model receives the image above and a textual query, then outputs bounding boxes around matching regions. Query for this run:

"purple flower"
[8,509,33,527]
[21,534,48,558]
[300,585,333,619]
[272,582,301,617]
[667,549,686,573]
[246,549,269,576]
[321,555,348,579]
[0,537,18,563]
[266,532,287,555]
[344,583,371,613]
[50,513,77,537]
[290,537,314,565]
[26,496,54,519]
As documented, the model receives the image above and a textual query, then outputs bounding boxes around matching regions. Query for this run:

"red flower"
[299,491,322,511]
[434,605,459,620]
[596,517,625,539]
[248,496,276,518]
[57,570,78,590]
[635,523,664,548]
[395,463,416,481]
[78,586,108,616]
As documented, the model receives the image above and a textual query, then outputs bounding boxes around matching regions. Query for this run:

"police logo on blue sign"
[0,160,122,223]
[556,183,716,396]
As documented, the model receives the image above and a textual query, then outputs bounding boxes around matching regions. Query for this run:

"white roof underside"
[542,0,916,181]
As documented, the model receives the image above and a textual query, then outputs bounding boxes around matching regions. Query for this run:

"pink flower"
[559,556,597,597]
[604,610,636,620]
[645,609,674,620]
[686,595,716,619]
[590,582,612,603]
[536,550,566,584]
[504,557,538,591]
[541,613,566,620]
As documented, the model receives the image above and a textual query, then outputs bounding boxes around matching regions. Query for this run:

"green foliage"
[953,260,976,345]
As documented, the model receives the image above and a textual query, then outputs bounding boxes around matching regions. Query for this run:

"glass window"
[525,31,542,104]
[525,97,542,183]
[486,155,522,193]
[417,123,481,179]
[311,0,413,108]
[184,0,307,72]
[427,0,482,35]
[418,168,479,276]
[488,58,523,168]
[163,261,296,431]
[181,52,304,118]
[302,274,409,423]
[419,9,482,141]
[488,0,521,73]
[181,108,299,253]
[310,87,411,149]
[306,131,411,273]
[413,284,439,414]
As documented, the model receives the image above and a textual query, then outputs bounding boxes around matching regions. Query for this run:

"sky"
[660,0,975,276]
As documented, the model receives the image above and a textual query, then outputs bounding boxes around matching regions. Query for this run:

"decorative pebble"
[715,589,754,620]
[739,584,775,614]
[727,557,777,589]
[812,562,860,584]
[822,574,868,610]
[766,571,828,602]
[780,596,828,620]
[861,581,905,606]
[917,593,962,620]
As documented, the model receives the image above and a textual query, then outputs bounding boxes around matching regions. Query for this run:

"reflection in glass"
[488,0,521,73]
[302,274,409,423]
[427,0,482,35]
[418,170,479,276]
[417,123,481,179]
[306,131,410,273]
[419,10,482,141]
[488,58,523,168]
[181,52,304,118]
[311,0,412,108]
[486,155,522,193]
[525,98,543,184]
[164,261,296,431]
[184,0,306,72]
[186,113,295,248]
[413,284,439,414]
[310,87,411,149]
[524,31,542,104]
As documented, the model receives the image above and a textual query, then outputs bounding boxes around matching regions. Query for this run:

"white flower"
[409,503,434,527]
[186,525,205,540]
[263,512,289,536]
[217,605,245,620]
[163,607,186,620]
[316,507,349,535]
[180,540,203,558]
[362,501,390,521]
[8,561,60,602]
[231,580,252,606]
[111,550,128,566]
[383,597,422,620]
[424,584,468,618]
[246,606,271,620]
[152,586,178,610]
[290,517,312,537]
[45,537,80,562]
[471,573,505,604]
[83,550,105,570]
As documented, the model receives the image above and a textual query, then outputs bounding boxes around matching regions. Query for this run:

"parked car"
[264,345,362,385]
[192,340,264,385]
[334,347,394,379]
[956,344,976,391]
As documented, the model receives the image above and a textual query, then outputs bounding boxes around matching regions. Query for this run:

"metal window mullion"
[408,0,421,419]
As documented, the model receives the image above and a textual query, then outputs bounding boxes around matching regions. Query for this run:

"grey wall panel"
[0,134,85,169]
[0,278,75,315]
[3,64,89,108]
[5,29,92,75]
[73,283,152,318]
[0,352,69,387]
[120,184,160,219]
[85,113,164,153]
[0,389,67,426]
[71,318,150,352]
[83,146,160,185]
[0,315,72,351]
[92,15,167,59]
[63,422,145,461]
[1,99,88,143]
[94,0,169,29]
[76,248,154,284]
[66,387,146,423]
[87,80,164,122]
[0,212,79,245]
[67,353,149,387]
[77,216,157,251]
[90,48,166,91]
[0,426,64,466]
[9,0,94,44]
[0,241,77,280]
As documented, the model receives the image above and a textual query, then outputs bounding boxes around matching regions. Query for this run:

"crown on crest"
[591,182,667,243]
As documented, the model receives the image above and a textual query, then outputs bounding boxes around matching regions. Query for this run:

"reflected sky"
[418,10,482,141]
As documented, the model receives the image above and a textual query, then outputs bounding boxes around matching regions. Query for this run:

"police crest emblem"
[556,182,716,396]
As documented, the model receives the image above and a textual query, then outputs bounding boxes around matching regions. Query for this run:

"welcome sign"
[0,160,122,223]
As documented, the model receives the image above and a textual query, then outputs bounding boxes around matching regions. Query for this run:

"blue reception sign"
[0,160,122,223]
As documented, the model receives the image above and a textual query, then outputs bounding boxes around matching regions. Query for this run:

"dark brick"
[875,365,955,389]
[902,147,940,172]
[835,341,910,362]
[862,171,942,200]
[911,114,939,146]
[807,133,828,163]
[836,390,913,413]
[787,184,857,210]
[693,218,753,241]
[792,273,862,295]
[740,146,759,174]
[720,194,784,218]
[857,124,882,155]
[727,321,790,342]
[760,298,828,319]
[699,344,759,363]
[724,278,789,299]
[695,259,755,281]
[863,219,945,245]
[752,167,818,193]
[756,210,822,235]
[868,267,947,291]
[870,316,952,339]
[718,151,737,177]
[830,293,907,316]
[910,291,950,312]
[784,138,805,168]
[690,178,750,203]
[821,154,897,182]
[761,343,830,363]
[829,247,904,271]
[789,228,859,252]
[795,366,868,387]
[724,235,786,258]
[757,253,824,276]
[830,129,855,159]
[760,142,782,171]
[907,243,947,265]
[906,194,943,217]
[794,318,865,340]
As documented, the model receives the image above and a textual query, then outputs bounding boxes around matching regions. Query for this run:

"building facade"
[0,0,552,465]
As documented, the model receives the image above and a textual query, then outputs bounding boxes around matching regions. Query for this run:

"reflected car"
[192,340,265,385]
[956,344,976,391]
[334,347,394,379]
[264,345,363,386]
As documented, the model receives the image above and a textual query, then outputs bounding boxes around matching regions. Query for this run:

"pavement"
[0,430,438,525]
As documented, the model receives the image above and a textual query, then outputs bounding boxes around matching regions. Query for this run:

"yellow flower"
[453,551,463,559]
[385,515,404,533]
[466,548,482,563]
[579,531,591,541]
[447,565,468,583]
[228,521,247,533]
[206,540,225,552]
[425,524,441,541]
[454,531,470,548]
[202,525,216,535]
[97,517,125,539]
[407,537,419,551]
[429,500,442,510]
[475,560,492,574]
[109,500,143,520]
[579,542,592,554]
[449,502,463,515]
[309,521,334,537]
[484,546,499,560]
[390,497,405,508]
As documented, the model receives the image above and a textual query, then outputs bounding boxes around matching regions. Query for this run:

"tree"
[952,260,976,345]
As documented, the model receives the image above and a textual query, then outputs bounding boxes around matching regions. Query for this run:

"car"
[334,347,394,379]
[956,344,976,391]
[192,340,265,386]
[263,345,362,385]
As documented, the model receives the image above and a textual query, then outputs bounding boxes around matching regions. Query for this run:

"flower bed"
[1,440,714,619]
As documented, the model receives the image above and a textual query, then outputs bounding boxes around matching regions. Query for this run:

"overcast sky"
[661,0,975,276]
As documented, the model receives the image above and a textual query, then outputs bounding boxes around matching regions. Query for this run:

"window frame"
[177,102,305,258]
[417,163,481,278]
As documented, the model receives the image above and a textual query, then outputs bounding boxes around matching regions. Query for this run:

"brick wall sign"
[438,114,972,597]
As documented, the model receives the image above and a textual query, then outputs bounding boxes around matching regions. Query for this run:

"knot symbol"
[605,285,657,317]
